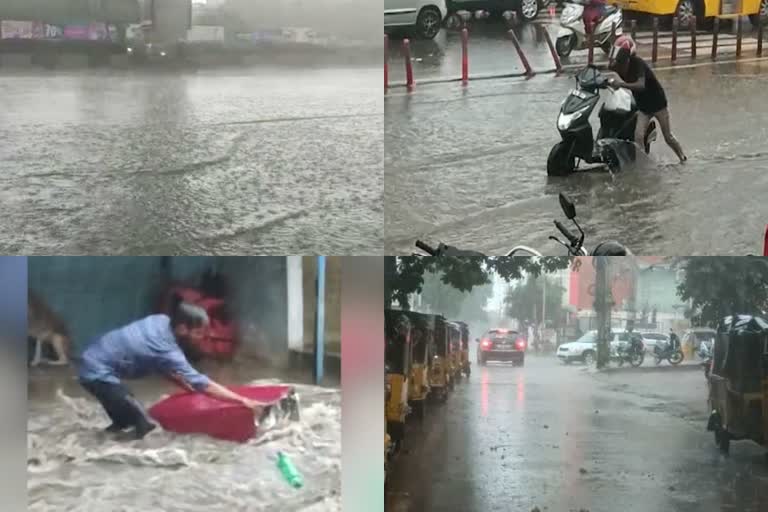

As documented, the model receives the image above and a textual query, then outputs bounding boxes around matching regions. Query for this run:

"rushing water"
[28,379,340,512]
[0,67,382,255]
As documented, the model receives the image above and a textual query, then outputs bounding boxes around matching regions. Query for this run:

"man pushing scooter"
[605,36,687,163]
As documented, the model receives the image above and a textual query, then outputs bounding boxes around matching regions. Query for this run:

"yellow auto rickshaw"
[706,314,768,461]
[611,0,764,30]
[403,310,432,419]
[385,309,412,449]
[430,315,451,401]
[453,320,471,378]
[447,321,463,382]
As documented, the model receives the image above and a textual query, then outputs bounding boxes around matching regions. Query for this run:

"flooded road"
[0,67,382,255]
[28,366,340,512]
[385,29,768,255]
[385,356,768,512]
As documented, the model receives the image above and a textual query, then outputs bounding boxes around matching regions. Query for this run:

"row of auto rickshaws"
[706,315,768,462]
[385,309,471,476]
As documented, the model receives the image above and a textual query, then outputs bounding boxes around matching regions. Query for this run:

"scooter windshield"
[562,89,598,115]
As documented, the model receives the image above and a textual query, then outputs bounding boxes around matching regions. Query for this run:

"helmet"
[610,35,636,64]
[591,241,631,256]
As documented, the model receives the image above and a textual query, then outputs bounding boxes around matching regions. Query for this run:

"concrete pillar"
[286,256,304,352]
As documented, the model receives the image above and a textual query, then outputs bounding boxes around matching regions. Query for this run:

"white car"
[557,330,631,365]
[385,0,448,40]
[639,332,669,351]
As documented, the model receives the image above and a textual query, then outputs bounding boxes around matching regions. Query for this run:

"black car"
[477,328,527,366]
[446,0,540,22]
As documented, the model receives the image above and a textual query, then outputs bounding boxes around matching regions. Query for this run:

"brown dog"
[28,290,70,366]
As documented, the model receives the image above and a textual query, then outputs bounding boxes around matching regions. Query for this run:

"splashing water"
[28,380,340,512]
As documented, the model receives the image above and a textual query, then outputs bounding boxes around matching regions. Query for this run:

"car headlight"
[557,106,589,131]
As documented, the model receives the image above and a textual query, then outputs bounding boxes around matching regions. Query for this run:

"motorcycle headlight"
[557,106,589,131]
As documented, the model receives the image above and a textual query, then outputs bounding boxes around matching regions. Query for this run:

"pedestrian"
[78,295,265,439]
[606,35,688,163]
[669,328,680,351]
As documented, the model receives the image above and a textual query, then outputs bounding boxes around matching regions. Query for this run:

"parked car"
[557,329,628,365]
[639,332,669,351]
[477,328,527,366]
[385,0,448,40]
[447,0,540,22]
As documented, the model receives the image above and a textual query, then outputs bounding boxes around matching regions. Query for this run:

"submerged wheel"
[547,141,576,177]
[556,35,576,58]
[669,351,684,365]
[630,353,644,367]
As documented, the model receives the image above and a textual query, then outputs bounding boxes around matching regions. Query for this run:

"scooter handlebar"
[415,240,436,255]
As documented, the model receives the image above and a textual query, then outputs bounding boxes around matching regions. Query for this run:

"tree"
[676,257,768,327]
[386,256,571,310]
[419,270,493,320]
[505,275,566,328]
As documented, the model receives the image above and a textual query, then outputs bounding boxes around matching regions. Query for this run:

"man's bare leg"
[634,111,652,153]
[654,108,687,163]
[48,334,69,365]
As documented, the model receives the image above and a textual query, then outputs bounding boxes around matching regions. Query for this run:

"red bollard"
[671,17,678,62]
[690,17,697,59]
[712,17,719,60]
[384,34,389,92]
[652,17,659,63]
[461,28,469,85]
[587,27,594,65]
[508,29,534,77]
[758,18,764,57]
[403,38,414,90]
[736,16,743,58]
[764,225,768,256]
[539,24,563,74]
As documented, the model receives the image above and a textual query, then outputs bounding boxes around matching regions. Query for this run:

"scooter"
[555,1,624,58]
[414,193,630,257]
[547,65,658,177]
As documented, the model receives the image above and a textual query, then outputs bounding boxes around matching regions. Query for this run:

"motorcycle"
[547,65,658,177]
[653,341,684,366]
[615,337,645,367]
[414,193,630,257]
[555,1,623,58]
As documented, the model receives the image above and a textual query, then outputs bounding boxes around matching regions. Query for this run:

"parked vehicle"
[385,310,412,449]
[477,328,527,366]
[403,311,435,419]
[453,320,472,377]
[706,315,768,459]
[385,0,448,40]
[555,0,623,58]
[653,340,684,365]
[640,332,670,351]
[612,0,766,30]
[698,340,713,379]
[557,329,627,364]
[447,0,540,22]
[447,322,464,380]
[683,328,717,351]
[614,334,645,367]
[430,315,452,401]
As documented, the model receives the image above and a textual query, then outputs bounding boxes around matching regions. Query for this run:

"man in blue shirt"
[78,297,264,439]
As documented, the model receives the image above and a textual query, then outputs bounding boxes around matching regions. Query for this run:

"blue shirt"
[78,314,210,391]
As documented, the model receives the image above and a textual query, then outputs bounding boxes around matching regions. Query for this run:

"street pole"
[594,256,612,369]
[314,256,326,385]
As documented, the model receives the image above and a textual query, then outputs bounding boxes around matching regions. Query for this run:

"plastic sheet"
[148,385,294,443]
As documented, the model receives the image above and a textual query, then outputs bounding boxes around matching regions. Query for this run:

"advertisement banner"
[60,23,110,41]
[1,20,44,40]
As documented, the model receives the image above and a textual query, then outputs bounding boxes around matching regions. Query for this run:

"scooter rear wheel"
[547,141,576,176]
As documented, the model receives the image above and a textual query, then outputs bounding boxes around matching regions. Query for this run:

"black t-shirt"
[624,56,667,114]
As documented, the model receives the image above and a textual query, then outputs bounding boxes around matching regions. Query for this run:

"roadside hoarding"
[1,20,115,41]
[1,20,44,39]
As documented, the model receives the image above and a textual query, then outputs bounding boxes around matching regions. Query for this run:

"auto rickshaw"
[385,309,412,449]
[403,310,433,419]
[430,315,451,401]
[447,321,463,382]
[385,375,392,483]
[453,320,471,378]
[706,315,768,461]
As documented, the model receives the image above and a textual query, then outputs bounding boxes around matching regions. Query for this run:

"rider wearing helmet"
[607,35,687,164]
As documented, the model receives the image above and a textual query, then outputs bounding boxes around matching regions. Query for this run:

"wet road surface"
[0,67,382,255]
[385,355,768,512]
[385,30,768,255]
[28,363,340,512]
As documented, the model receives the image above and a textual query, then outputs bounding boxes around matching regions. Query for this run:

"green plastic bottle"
[276,451,303,488]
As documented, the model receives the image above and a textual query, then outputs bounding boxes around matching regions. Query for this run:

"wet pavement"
[28,362,340,512]
[0,67,382,255]
[385,355,768,512]
[385,26,768,255]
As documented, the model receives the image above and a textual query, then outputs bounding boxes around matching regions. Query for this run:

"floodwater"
[0,67,382,254]
[386,355,768,512]
[28,369,340,512]
[385,27,768,255]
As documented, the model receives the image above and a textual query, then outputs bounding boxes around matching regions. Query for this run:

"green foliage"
[676,257,768,327]
[419,271,493,320]
[505,275,567,327]
[386,256,571,310]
